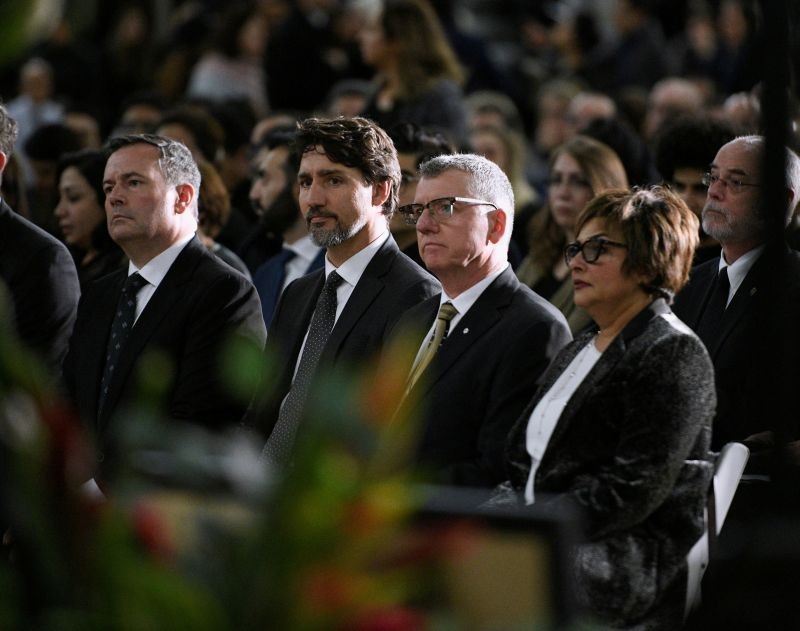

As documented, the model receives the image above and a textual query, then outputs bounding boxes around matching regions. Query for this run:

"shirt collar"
[440,263,508,316]
[285,234,321,263]
[323,229,389,288]
[719,244,764,298]
[128,233,194,287]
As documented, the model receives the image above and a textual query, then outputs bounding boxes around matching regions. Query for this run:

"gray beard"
[701,201,765,244]
[308,215,367,248]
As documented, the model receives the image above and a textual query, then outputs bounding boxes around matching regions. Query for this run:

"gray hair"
[0,102,18,156]
[418,153,515,231]
[106,134,201,192]
[731,135,800,222]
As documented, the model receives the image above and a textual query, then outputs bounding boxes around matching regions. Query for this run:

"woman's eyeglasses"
[564,236,627,265]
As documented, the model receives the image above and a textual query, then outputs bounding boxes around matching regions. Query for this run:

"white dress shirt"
[718,245,764,307]
[128,233,194,322]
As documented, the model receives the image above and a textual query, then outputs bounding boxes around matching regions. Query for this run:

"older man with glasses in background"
[673,135,800,485]
[388,153,571,488]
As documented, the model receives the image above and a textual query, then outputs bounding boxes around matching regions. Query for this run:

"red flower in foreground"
[347,607,427,631]
[131,501,174,562]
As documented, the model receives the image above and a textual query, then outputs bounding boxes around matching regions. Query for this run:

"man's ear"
[0,151,7,175]
[487,208,507,244]
[174,184,195,213]
[371,179,391,209]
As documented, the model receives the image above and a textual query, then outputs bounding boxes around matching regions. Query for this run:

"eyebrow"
[298,167,347,179]
[103,170,147,185]
[709,163,751,177]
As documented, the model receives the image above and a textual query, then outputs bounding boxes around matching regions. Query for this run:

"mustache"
[703,201,728,217]
[306,208,337,222]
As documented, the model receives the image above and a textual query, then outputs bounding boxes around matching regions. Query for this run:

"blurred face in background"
[670,167,707,218]
[390,152,420,235]
[470,129,510,175]
[548,152,593,235]
[55,166,104,251]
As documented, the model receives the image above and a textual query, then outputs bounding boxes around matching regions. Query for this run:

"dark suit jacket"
[261,235,439,437]
[390,266,571,487]
[63,236,266,470]
[0,200,79,371]
[673,243,800,451]
[501,300,715,628]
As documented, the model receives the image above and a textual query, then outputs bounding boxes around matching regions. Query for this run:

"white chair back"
[684,442,750,619]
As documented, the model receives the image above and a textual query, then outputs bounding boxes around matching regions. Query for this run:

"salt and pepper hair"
[0,102,18,156]
[730,134,800,222]
[106,134,201,192]
[417,152,515,234]
[106,134,201,220]
[576,186,700,302]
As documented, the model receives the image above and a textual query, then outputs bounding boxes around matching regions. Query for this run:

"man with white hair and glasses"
[673,135,800,479]
[388,153,571,487]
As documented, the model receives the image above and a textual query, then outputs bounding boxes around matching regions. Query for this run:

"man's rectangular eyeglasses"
[564,236,627,265]
[397,197,498,225]
[701,172,760,194]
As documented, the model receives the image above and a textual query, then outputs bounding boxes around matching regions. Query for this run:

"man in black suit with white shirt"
[673,135,800,470]
[0,102,79,373]
[260,117,439,464]
[389,153,571,487]
[63,134,265,478]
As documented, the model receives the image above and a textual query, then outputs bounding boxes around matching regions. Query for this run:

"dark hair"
[0,102,19,155]
[581,116,657,187]
[576,186,700,300]
[294,117,401,215]
[380,0,464,98]
[56,149,107,207]
[156,106,225,163]
[105,134,201,193]
[387,122,455,167]
[653,115,738,181]
[56,149,117,255]
[24,124,83,161]
[256,124,300,174]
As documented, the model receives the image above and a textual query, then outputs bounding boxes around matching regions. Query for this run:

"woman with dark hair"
[358,0,468,146]
[54,150,125,288]
[496,187,716,628]
[517,135,628,333]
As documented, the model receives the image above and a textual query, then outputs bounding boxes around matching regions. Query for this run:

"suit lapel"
[710,254,764,355]
[322,237,397,362]
[97,238,203,431]
[412,268,516,398]
[683,262,718,328]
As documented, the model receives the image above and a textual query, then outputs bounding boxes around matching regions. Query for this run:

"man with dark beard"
[673,136,800,476]
[249,127,325,327]
[259,117,439,464]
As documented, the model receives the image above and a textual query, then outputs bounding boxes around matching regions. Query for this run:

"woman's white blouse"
[524,338,603,504]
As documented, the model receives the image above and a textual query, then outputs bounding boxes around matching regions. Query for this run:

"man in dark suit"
[390,153,571,487]
[250,126,324,328]
[0,102,79,372]
[63,134,266,476]
[673,135,800,471]
[260,117,439,463]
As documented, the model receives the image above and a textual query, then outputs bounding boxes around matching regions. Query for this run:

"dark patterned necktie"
[695,267,730,351]
[262,271,343,466]
[404,301,458,395]
[97,272,148,417]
